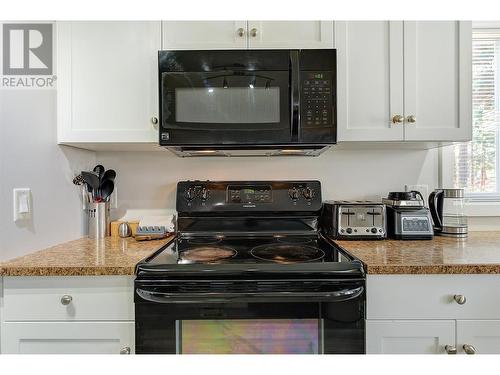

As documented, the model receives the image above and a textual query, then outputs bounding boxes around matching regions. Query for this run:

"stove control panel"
[177,180,322,214]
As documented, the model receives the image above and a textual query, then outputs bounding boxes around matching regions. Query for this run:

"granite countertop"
[0,236,174,276]
[335,231,500,274]
[2,231,500,276]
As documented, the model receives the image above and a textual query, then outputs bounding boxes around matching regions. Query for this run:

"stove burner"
[250,244,325,264]
[181,246,236,263]
[187,238,222,245]
[276,237,313,244]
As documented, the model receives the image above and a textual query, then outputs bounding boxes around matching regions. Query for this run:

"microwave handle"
[290,51,300,142]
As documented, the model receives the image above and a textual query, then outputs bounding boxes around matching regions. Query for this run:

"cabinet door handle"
[406,115,416,123]
[392,114,404,124]
[60,295,73,305]
[120,346,131,354]
[454,294,466,305]
[445,345,457,354]
[463,344,476,354]
[236,28,245,37]
[250,28,258,38]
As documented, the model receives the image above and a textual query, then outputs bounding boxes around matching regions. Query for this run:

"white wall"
[0,89,95,261]
[97,147,438,219]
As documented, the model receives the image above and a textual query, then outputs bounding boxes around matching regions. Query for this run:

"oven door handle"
[136,286,363,304]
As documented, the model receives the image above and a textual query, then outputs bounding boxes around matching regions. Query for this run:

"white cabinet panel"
[57,21,160,144]
[2,322,134,354]
[247,21,333,49]
[162,21,247,49]
[404,21,472,141]
[366,320,455,354]
[367,275,500,320]
[336,21,404,141]
[3,276,134,321]
[457,320,500,354]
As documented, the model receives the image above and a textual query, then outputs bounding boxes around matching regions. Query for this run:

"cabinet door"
[247,21,333,49]
[162,21,247,49]
[2,322,134,354]
[457,320,500,354]
[403,21,472,141]
[366,320,455,354]
[336,21,404,141]
[57,21,160,145]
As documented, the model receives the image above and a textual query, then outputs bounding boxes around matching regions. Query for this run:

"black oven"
[135,277,364,354]
[158,50,337,155]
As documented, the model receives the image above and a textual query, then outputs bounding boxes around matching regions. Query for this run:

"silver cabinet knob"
[445,345,457,354]
[120,346,131,355]
[250,28,258,37]
[463,344,476,354]
[236,27,245,37]
[454,294,466,305]
[392,114,404,124]
[406,115,416,123]
[60,295,73,306]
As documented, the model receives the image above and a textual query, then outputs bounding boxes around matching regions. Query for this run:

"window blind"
[454,31,500,200]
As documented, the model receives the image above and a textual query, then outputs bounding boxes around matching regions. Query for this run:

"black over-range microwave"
[158,49,337,157]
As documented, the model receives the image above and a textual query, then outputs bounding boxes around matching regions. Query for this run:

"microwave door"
[160,71,291,146]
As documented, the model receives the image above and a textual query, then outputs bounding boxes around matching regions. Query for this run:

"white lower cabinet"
[366,320,455,354]
[2,322,134,354]
[0,276,135,354]
[457,320,500,354]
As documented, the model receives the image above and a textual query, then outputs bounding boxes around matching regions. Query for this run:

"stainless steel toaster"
[321,201,387,240]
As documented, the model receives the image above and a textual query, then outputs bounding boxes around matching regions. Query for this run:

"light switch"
[13,188,31,222]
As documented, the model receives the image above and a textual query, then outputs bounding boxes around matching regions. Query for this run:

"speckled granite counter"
[335,231,500,274]
[0,236,174,276]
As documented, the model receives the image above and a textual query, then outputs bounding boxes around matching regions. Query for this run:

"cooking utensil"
[101,169,116,183]
[81,171,100,200]
[100,179,114,202]
[93,164,105,180]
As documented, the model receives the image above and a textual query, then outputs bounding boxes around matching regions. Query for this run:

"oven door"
[160,70,291,145]
[135,279,365,354]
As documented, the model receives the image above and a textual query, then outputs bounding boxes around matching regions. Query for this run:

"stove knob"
[200,188,209,201]
[185,188,195,201]
[346,228,353,234]
[289,188,299,200]
[371,228,378,234]
[303,187,313,200]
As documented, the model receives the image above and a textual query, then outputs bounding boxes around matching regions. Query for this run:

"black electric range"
[135,180,365,354]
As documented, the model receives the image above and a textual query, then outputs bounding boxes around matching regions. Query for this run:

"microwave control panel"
[301,71,333,127]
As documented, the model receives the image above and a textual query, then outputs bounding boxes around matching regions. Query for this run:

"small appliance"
[134,180,365,354]
[158,49,337,156]
[429,188,468,238]
[383,191,433,240]
[321,201,386,240]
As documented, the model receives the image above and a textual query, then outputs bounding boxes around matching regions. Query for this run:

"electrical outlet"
[406,184,429,205]
[13,188,32,222]
[110,187,118,209]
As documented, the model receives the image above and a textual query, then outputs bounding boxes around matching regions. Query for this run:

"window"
[453,30,500,200]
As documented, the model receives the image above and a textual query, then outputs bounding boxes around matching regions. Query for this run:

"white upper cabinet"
[337,21,472,143]
[336,21,404,141]
[57,21,161,147]
[162,21,247,49]
[404,21,472,141]
[247,21,334,49]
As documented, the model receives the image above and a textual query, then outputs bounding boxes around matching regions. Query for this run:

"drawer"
[3,276,134,321]
[367,275,500,320]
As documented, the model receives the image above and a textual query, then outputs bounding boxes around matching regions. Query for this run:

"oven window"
[179,319,321,354]
[175,87,280,124]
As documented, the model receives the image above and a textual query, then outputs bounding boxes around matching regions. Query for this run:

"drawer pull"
[463,344,476,355]
[60,295,73,306]
[453,294,466,305]
[445,345,457,354]
[120,346,131,355]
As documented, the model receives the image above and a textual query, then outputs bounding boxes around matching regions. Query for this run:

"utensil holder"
[88,202,110,239]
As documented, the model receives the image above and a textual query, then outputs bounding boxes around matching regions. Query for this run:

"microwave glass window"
[179,319,320,354]
[175,87,280,124]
